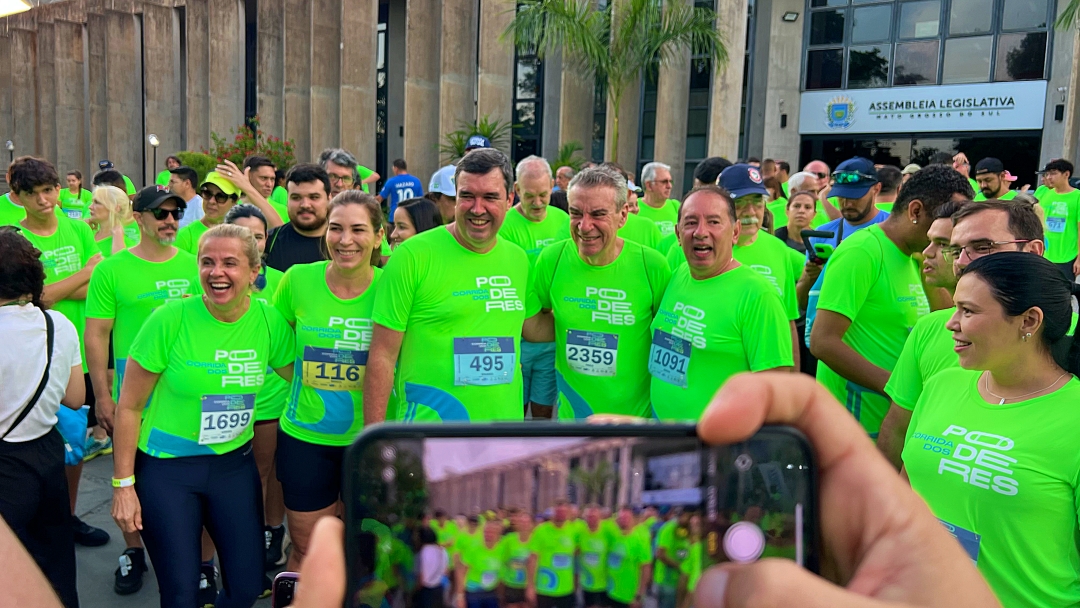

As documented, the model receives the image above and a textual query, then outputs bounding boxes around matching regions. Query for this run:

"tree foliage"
[569,459,616,504]
[552,141,589,172]
[439,116,518,165]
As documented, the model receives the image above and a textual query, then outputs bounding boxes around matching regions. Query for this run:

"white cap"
[429,165,457,197]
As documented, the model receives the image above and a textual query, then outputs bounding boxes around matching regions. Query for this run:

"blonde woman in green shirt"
[87,185,138,258]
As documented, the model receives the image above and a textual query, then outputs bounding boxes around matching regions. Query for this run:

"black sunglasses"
[200,188,236,205]
[148,207,184,221]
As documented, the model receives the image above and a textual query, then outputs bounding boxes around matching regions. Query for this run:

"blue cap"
[830,157,879,199]
[465,135,491,150]
[718,164,769,198]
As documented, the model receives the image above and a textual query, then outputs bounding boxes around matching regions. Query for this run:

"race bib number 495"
[453,337,515,386]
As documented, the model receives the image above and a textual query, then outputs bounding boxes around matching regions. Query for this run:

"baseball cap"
[974,157,1004,175]
[901,163,921,175]
[98,159,115,171]
[132,185,186,212]
[201,171,241,196]
[717,163,769,198]
[628,179,643,195]
[465,135,491,151]
[829,157,879,199]
[1002,170,1018,182]
[429,165,457,196]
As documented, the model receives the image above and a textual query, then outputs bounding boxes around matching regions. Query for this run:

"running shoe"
[197,563,218,608]
[260,573,273,599]
[265,524,289,570]
[113,548,147,595]
[71,515,110,546]
[83,436,113,462]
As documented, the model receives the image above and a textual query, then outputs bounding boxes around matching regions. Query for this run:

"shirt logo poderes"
[561,287,635,325]
[327,316,373,351]
[43,245,81,275]
[451,276,524,312]
[657,302,708,349]
[912,424,1018,496]
[211,349,265,388]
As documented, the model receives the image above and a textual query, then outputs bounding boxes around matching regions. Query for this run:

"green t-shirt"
[650,264,793,420]
[657,232,678,256]
[372,228,539,422]
[666,242,685,271]
[968,176,979,193]
[1033,185,1051,200]
[904,368,1080,608]
[175,220,211,255]
[814,198,835,228]
[85,248,201,399]
[155,170,171,187]
[20,217,98,370]
[252,265,289,421]
[576,524,609,592]
[527,521,577,597]
[498,206,570,266]
[122,175,136,196]
[129,296,294,457]
[619,212,662,250]
[499,532,531,588]
[95,232,140,258]
[637,198,680,238]
[0,194,65,226]
[273,261,381,444]
[680,542,703,592]
[884,307,957,411]
[433,519,460,548]
[605,527,651,603]
[58,188,93,219]
[767,198,788,230]
[269,186,290,219]
[815,224,929,435]
[460,539,503,592]
[972,189,1017,202]
[654,523,693,588]
[357,165,375,194]
[533,240,670,418]
[1037,189,1080,263]
[733,233,804,322]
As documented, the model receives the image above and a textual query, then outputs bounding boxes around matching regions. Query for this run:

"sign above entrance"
[799,81,1047,135]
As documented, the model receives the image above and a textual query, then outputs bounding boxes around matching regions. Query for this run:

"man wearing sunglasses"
[85,184,200,596]
[174,172,240,255]
[878,200,1045,469]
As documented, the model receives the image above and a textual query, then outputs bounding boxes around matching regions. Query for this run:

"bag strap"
[3,310,55,440]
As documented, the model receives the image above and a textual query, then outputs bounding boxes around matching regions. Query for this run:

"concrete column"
[707,0,748,159]
[257,0,285,138]
[1050,0,1080,165]
[341,0,378,167]
[439,0,476,140]
[747,0,802,164]
[310,0,341,156]
[404,0,441,182]
[386,0,407,168]
[541,47,562,159]
[87,12,108,166]
[11,29,37,160]
[653,0,692,197]
[185,0,210,151]
[0,35,13,154]
[37,23,57,163]
[559,68,595,161]
[283,0,312,162]
[105,11,142,183]
[143,4,181,185]
[54,20,86,180]
[208,0,245,141]
[604,73,640,165]
[477,0,515,130]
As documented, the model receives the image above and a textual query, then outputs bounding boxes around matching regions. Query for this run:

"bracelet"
[112,475,135,488]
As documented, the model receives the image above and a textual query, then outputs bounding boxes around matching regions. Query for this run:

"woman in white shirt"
[0,227,86,608]
[415,525,450,608]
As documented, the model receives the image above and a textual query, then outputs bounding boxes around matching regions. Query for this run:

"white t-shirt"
[0,304,81,442]
[416,544,449,588]
[178,194,204,229]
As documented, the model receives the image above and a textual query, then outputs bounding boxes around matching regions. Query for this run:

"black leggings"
[0,429,79,608]
[135,443,263,608]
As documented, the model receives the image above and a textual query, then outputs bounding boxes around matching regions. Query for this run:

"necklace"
[981,371,1069,405]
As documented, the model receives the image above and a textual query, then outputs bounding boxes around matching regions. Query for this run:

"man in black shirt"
[264,163,331,272]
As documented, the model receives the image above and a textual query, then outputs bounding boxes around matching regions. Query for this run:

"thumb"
[695,560,898,608]
[292,517,346,608]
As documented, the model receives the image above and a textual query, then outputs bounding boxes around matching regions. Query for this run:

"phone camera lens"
[382,466,396,482]
[734,454,753,472]
[381,446,397,462]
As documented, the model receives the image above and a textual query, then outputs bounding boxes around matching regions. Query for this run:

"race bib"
[583,552,600,567]
[607,552,623,569]
[551,553,572,569]
[301,346,367,391]
[198,393,255,445]
[939,519,980,564]
[481,571,498,588]
[453,337,515,386]
[676,549,689,560]
[648,329,691,388]
[64,208,82,220]
[1047,216,1066,233]
[565,330,618,377]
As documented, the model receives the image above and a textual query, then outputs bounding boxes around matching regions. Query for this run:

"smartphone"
[343,423,819,608]
[801,229,836,264]
[272,571,298,608]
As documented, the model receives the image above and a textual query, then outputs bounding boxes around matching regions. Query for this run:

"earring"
[912,219,918,224]
[1023,332,1032,342]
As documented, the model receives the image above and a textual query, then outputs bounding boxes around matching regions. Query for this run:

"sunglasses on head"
[148,207,184,221]
[200,188,236,204]
[832,171,877,185]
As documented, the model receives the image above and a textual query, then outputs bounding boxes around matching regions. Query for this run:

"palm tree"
[1058,3,1080,28]
[569,460,617,504]
[552,141,588,172]
[503,0,726,165]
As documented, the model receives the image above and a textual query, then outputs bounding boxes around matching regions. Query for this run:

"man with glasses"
[319,148,361,199]
[638,162,679,238]
[174,172,241,255]
[85,185,200,595]
[802,159,840,225]
[810,164,973,437]
[1034,159,1080,281]
[168,166,204,229]
[972,158,1017,202]
[877,200,1045,468]
[264,163,333,272]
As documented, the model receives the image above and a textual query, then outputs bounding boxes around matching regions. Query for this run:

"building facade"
[2,0,1079,198]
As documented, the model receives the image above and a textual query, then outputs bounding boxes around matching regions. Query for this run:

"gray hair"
[788,171,817,193]
[641,161,671,185]
[318,148,359,182]
[515,155,553,182]
[568,166,628,211]
[556,166,576,178]
[456,148,514,197]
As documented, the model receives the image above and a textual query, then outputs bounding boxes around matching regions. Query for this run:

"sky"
[423,437,587,481]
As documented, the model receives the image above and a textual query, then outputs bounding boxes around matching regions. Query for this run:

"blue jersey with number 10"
[380,174,424,219]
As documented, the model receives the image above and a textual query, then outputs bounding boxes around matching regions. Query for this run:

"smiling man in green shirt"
[638,162,680,239]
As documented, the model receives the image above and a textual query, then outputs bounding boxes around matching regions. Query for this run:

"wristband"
[112,475,135,488]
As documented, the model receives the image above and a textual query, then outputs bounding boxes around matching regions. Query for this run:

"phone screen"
[344,426,817,608]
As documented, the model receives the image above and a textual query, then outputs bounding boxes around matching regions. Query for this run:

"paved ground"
[74,454,274,608]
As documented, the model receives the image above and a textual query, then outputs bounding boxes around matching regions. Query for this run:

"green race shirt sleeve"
[259,300,296,370]
[85,261,118,320]
[816,237,878,321]
[273,266,297,324]
[372,241,419,332]
[741,287,793,371]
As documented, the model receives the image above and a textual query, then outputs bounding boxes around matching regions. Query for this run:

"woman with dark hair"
[903,252,1080,607]
[773,191,818,254]
[0,228,86,608]
[390,197,444,250]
